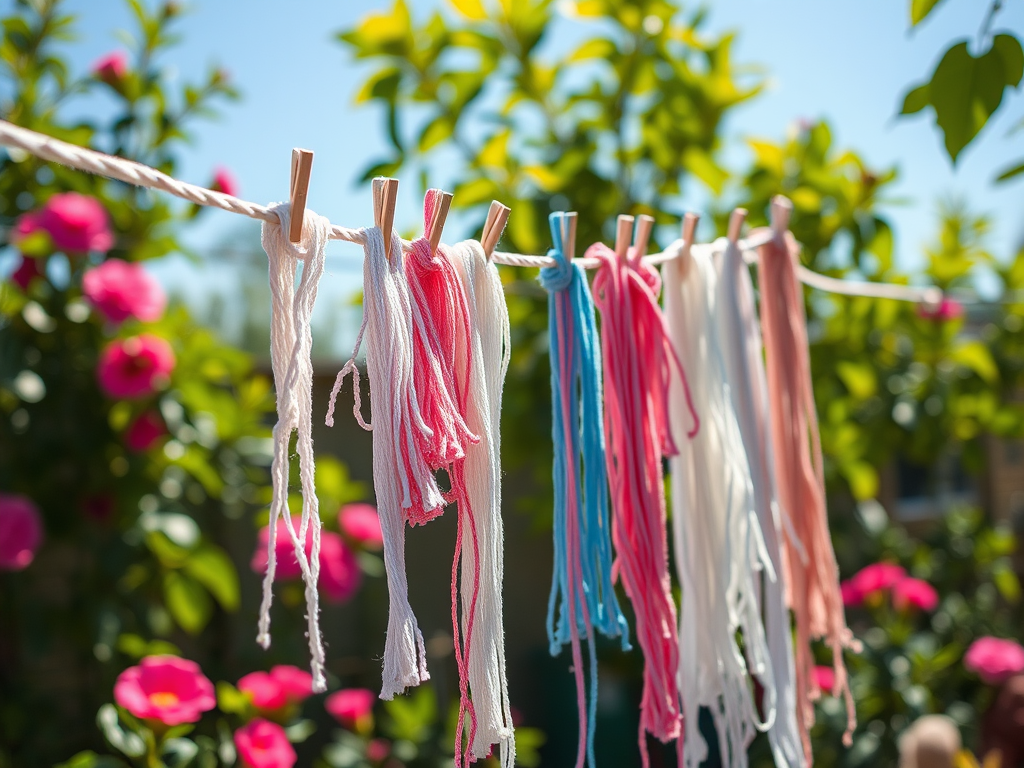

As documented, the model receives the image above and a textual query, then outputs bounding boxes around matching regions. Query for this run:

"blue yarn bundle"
[540,212,629,766]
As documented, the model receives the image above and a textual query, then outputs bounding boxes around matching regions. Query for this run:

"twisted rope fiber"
[256,203,330,692]
[663,244,777,768]
[451,239,515,767]
[758,232,861,764]
[717,235,806,768]
[589,240,699,767]
[540,212,629,768]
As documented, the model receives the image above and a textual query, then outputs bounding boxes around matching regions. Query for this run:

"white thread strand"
[256,203,330,693]
[663,247,775,768]
[717,239,806,768]
[451,241,515,767]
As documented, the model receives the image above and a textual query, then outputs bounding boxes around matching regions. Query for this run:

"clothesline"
[0,118,942,305]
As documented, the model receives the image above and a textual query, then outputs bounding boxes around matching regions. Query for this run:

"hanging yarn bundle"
[450,238,515,768]
[327,224,434,701]
[757,223,859,762]
[716,234,806,768]
[663,238,777,768]
[588,235,698,766]
[540,213,629,768]
[256,202,331,692]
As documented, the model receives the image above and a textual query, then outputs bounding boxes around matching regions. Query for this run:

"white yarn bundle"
[257,203,330,693]
[450,240,515,768]
[327,227,437,699]
[662,247,775,768]
[716,238,806,768]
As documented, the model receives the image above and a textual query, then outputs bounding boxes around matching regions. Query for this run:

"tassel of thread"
[451,239,515,768]
[758,232,859,762]
[256,203,330,693]
[716,235,806,768]
[588,240,698,768]
[663,245,776,768]
[405,192,482,766]
[327,226,432,700]
[540,213,629,768]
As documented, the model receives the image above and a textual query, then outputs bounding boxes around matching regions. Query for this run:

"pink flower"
[83,259,166,324]
[238,666,313,713]
[813,665,835,694]
[917,298,963,323]
[0,494,43,570]
[320,531,362,603]
[97,334,175,399]
[37,193,114,254]
[892,577,939,612]
[210,167,238,197]
[251,519,362,602]
[339,503,383,550]
[366,738,390,762]
[113,655,215,725]
[840,562,906,606]
[124,410,168,452]
[234,718,296,768]
[93,51,128,83]
[325,688,375,731]
[10,256,42,290]
[965,637,1024,685]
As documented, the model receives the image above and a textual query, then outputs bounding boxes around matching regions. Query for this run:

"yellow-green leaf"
[950,341,999,383]
[910,0,946,26]
[836,361,877,399]
[682,147,727,195]
[569,38,615,62]
[450,0,488,19]
[842,460,879,501]
[522,165,561,193]
[184,546,239,611]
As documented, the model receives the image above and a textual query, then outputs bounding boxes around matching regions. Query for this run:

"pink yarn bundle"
[757,231,858,762]
[589,241,698,766]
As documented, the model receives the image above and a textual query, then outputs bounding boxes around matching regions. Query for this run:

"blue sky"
[32,0,1024,351]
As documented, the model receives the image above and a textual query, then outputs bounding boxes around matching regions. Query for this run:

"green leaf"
[163,572,214,634]
[449,0,488,19]
[116,633,180,659]
[928,36,1024,162]
[55,751,130,768]
[995,158,1024,182]
[384,686,435,741]
[994,560,1022,602]
[514,726,547,768]
[569,38,615,62]
[183,545,239,611]
[836,361,877,399]
[418,114,455,152]
[900,83,930,115]
[284,719,317,743]
[97,705,146,758]
[842,460,879,501]
[216,681,252,716]
[682,147,728,195]
[910,0,946,26]
[950,341,999,383]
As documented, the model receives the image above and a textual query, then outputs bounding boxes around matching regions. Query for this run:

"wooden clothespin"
[680,212,699,275]
[288,148,314,243]
[561,212,578,259]
[481,200,511,259]
[615,214,635,260]
[727,207,747,244]
[633,214,655,256]
[770,195,792,236]
[426,189,454,256]
[372,177,399,261]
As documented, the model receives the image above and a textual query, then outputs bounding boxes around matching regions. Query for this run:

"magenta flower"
[123,410,168,452]
[113,655,215,725]
[366,738,390,762]
[251,516,309,580]
[210,167,239,197]
[0,493,43,571]
[892,577,939,612]
[917,297,963,323]
[238,665,313,713]
[37,193,114,254]
[840,562,906,607]
[965,637,1024,685]
[93,51,128,83]
[234,718,296,768]
[339,503,383,550]
[813,665,835,695]
[325,688,376,731]
[97,334,175,399]
[10,256,42,291]
[83,259,166,325]
[320,531,362,603]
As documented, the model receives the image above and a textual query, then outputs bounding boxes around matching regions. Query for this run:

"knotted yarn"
[663,244,776,768]
[450,239,515,768]
[589,239,698,767]
[716,236,806,768]
[540,213,629,768]
[256,202,330,693]
[327,226,433,700]
[758,231,859,762]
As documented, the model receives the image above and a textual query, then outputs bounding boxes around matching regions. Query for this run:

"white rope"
[0,118,944,304]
